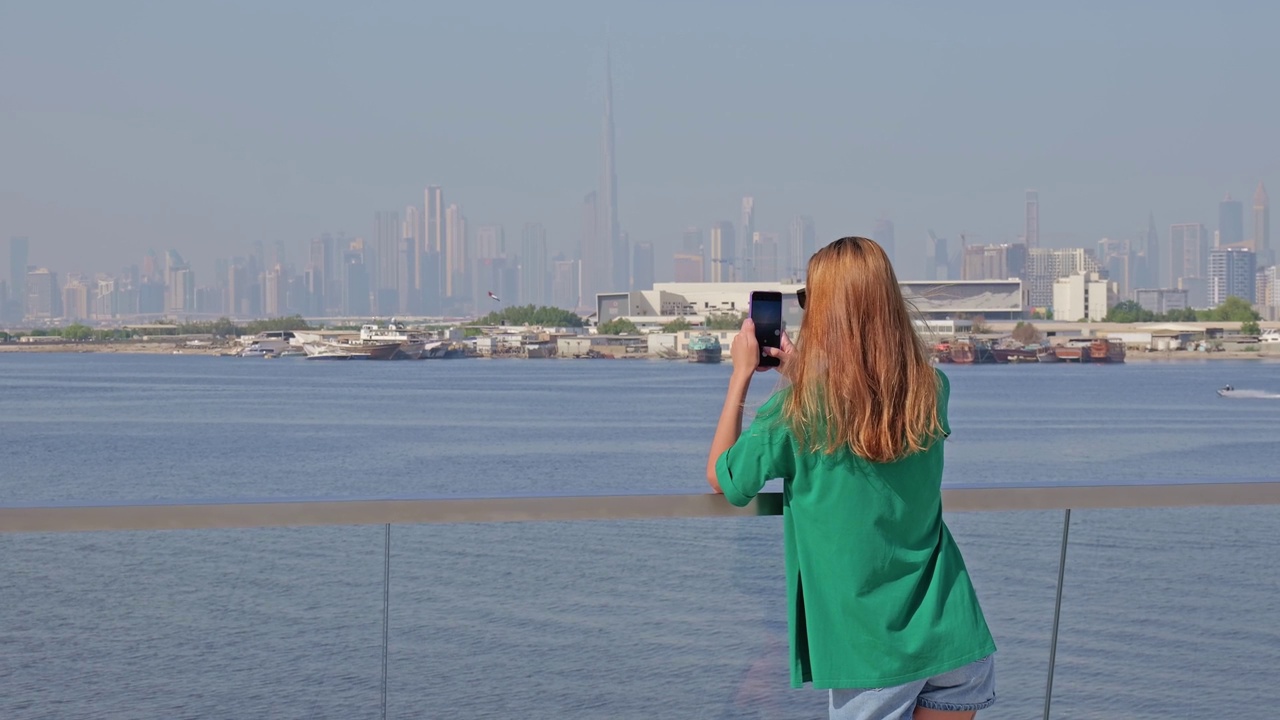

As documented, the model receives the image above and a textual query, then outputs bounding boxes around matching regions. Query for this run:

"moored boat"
[687,334,723,363]
[949,337,996,364]
[1089,338,1126,363]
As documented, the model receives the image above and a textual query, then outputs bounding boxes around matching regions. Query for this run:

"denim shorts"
[829,654,996,719]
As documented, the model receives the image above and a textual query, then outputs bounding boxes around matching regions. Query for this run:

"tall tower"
[1144,212,1160,288]
[424,185,445,312]
[1024,190,1040,250]
[601,50,626,293]
[740,197,756,280]
[1218,194,1244,248]
[1254,181,1271,266]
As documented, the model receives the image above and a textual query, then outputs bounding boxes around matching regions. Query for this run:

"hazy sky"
[3,0,1278,281]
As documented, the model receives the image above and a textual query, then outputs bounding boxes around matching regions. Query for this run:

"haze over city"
[3,1,1278,310]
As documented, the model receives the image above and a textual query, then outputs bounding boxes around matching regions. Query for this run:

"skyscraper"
[1254,181,1271,266]
[872,217,896,269]
[709,222,736,283]
[631,241,654,291]
[601,51,626,294]
[1209,247,1256,305]
[445,204,467,306]
[1169,223,1208,288]
[520,222,548,305]
[789,216,817,280]
[375,210,401,314]
[740,197,756,280]
[1024,190,1040,250]
[1218,194,1244,248]
[752,232,780,281]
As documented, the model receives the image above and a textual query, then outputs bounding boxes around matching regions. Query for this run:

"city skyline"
[5,2,1280,286]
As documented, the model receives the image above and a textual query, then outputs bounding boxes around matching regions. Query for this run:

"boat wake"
[1217,389,1280,399]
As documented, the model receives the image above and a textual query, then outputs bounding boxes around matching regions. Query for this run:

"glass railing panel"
[387,517,827,719]
[1027,505,1280,718]
[0,526,386,720]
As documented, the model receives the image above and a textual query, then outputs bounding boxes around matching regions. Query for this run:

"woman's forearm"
[706,371,754,492]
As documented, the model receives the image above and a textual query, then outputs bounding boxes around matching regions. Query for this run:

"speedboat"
[1217,385,1236,397]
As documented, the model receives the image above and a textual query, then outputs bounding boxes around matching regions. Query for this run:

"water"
[2,354,1279,719]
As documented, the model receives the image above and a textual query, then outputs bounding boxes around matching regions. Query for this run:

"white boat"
[236,330,298,357]
[358,320,426,359]
[1261,329,1280,345]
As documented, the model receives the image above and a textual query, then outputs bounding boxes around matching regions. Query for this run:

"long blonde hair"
[783,236,943,462]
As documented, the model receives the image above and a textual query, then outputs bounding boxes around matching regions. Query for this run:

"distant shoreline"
[3,342,1279,362]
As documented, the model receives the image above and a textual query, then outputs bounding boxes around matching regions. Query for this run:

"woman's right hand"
[763,329,795,370]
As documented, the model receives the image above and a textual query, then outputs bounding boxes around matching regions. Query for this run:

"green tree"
[597,318,639,335]
[1106,300,1155,323]
[1241,319,1261,336]
[705,312,747,330]
[0,331,11,342]
[243,315,313,334]
[472,304,583,328]
[661,317,693,332]
[61,324,93,341]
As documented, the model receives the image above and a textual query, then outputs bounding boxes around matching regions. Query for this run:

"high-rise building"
[425,186,447,301]
[1135,288,1188,316]
[600,52,626,295]
[1208,247,1256,305]
[751,232,780,282]
[1168,223,1208,289]
[631,241,654,291]
[1097,238,1133,300]
[342,241,371,316]
[375,210,401,313]
[962,243,1027,282]
[1254,181,1271,266]
[1218,194,1244,248]
[925,233,950,281]
[740,197,756,280]
[265,266,284,317]
[672,253,704,283]
[790,216,817,280]
[1052,271,1111,322]
[445,203,467,304]
[872,217,896,269]
[62,276,90,320]
[551,258,579,311]
[475,225,505,261]
[1026,247,1102,309]
[579,192,600,308]
[520,222,548,305]
[8,236,29,320]
[26,268,57,319]
[1024,190,1040,250]
[709,222,736,283]
[681,226,703,254]
[397,238,416,315]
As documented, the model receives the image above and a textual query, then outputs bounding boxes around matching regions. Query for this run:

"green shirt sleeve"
[714,391,794,507]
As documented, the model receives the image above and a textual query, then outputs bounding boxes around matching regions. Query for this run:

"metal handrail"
[2,479,1277,534]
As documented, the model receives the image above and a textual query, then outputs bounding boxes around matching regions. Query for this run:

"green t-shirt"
[715,370,996,689]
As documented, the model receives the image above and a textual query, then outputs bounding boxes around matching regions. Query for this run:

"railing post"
[381,523,391,720]
[1043,508,1071,720]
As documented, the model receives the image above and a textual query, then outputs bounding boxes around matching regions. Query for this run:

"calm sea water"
[2,354,1278,719]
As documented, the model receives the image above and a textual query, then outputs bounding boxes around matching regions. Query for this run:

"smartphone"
[749,291,783,367]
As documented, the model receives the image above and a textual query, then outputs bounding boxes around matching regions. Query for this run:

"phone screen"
[750,291,783,367]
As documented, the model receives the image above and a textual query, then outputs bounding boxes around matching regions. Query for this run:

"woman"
[706,237,996,720]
